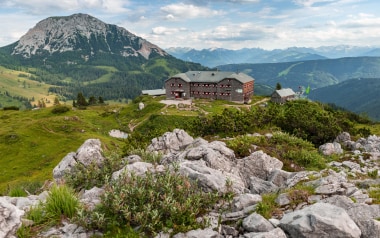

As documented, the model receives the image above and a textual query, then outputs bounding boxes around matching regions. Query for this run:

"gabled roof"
[273,88,296,97]
[167,71,254,84]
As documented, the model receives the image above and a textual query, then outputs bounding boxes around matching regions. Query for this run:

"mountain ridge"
[12,13,167,60]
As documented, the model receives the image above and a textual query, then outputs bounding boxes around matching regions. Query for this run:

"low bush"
[95,168,219,236]
[51,105,70,114]
[255,193,278,219]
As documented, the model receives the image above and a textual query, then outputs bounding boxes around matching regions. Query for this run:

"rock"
[39,220,102,237]
[242,213,274,232]
[112,162,165,180]
[172,227,222,238]
[52,152,77,181]
[279,203,361,238]
[147,129,194,154]
[238,151,283,184]
[122,154,141,164]
[75,139,104,167]
[249,176,278,194]
[179,160,246,194]
[53,139,105,182]
[335,132,351,143]
[323,195,380,238]
[80,187,104,211]
[342,161,361,171]
[275,193,290,207]
[232,193,262,212]
[268,169,293,187]
[0,197,24,238]
[319,142,343,155]
[221,225,239,237]
[242,227,287,238]
[138,102,145,110]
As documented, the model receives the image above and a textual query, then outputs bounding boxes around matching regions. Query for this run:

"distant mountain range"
[166,46,380,67]
[217,57,380,121]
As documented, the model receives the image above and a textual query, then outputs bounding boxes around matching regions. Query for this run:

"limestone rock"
[172,227,222,238]
[242,213,274,232]
[147,129,194,154]
[279,203,361,238]
[249,176,278,194]
[232,193,262,212]
[319,142,343,155]
[0,197,24,238]
[238,150,283,184]
[242,227,287,238]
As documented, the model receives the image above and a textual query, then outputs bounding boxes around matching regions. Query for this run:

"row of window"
[190,92,231,96]
[170,83,233,88]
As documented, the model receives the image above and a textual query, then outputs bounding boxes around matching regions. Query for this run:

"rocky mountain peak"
[12,13,167,59]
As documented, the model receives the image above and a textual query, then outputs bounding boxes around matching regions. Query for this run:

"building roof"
[273,88,296,97]
[141,89,166,96]
[167,71,254,84]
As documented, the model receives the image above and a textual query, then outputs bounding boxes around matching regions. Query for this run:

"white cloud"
[160,3,222,20]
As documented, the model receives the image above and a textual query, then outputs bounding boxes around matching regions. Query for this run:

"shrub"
[65,152,122,191]
[51,105,70,114]
[226,135,266,158]
[283,149,326,170]
[3,106,19,111]
[368,169,379,179]
[96,169,219,236]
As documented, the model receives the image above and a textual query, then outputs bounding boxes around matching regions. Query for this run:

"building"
[271,88,296,103]
[165,71,254,103]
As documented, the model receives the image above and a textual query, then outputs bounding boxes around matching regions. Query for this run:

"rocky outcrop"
[53,139,105,182]
[7,130,380,238]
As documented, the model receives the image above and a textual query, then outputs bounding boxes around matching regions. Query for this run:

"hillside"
[0,13,207,105]
[310,78,380,121]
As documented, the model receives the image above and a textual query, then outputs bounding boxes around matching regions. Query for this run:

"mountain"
[12,13,166,59]
[166,47,326,67]
[309,78,380,121]
[0,14,207,104]
[166,45,379,67]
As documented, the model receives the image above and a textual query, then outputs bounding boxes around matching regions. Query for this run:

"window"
[178,83,182,87]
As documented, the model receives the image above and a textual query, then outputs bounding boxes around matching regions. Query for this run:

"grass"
[0,105,125,194]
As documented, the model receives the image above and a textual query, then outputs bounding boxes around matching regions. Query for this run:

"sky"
[0,0,379,50]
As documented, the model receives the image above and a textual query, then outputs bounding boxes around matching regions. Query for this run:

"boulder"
[0,197,24,238]
[172,227,222,238]
[112,162,165,180]
[334,132,351,143]
[238,151,283,184]
[268,169,293,187]
[279,203,361,238]
[147,129,194,154]
[248,176,278,195]
[52,152,77,181]
[75,139,104,167]
[242,213,274,232]
[319,142,343,155]
[80,187,105,211]
[232,193,262,212]
[179,160,246,194]
[242,227,287,238]
[53,139,105,182]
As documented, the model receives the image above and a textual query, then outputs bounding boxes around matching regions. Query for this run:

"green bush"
[51,105,70,114]
[283,149,326,170]
[3,106,19,111]
[255,193,278,219]
[65,153,122,191]
[96,169,219,236]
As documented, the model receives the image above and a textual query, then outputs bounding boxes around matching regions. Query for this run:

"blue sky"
[0,0,379,50]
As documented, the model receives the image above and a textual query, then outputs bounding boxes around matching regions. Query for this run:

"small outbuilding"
[271,88,296,103]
